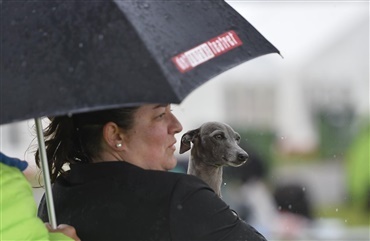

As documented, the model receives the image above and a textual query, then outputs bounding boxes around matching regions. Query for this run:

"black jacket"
[38,161,266,241]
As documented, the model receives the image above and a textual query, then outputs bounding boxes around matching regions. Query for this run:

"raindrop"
[335,208,339,212]
[98,34,104,40]
[137,2,150,8]
[223,182,227,186]
[32,9,36,14]
[43,32,48,37]
[68,67,74,73]
[67,113,73,117]
[21,61,27,67]
[78,43,84,48]
[177,204,183,210]
[302,187,306,192]
[280,136,285,140]
[278,206,282,210]
[52,6,57,11]
[288,204,292,210]
[344,219,347,223]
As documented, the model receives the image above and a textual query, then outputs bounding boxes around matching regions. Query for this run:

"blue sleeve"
[169,175,267,241]
[0,152,28,171]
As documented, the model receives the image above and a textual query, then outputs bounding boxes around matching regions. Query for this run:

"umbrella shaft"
[35,118,57,229]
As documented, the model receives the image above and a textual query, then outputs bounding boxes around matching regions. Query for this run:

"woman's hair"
[35,107,139,183]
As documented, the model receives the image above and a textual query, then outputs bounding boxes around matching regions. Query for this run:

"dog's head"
[180,122,248,167]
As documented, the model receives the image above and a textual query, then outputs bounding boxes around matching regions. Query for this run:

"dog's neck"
[187,155,223,197]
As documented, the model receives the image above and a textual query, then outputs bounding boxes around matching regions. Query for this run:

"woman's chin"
[165,158,178,171]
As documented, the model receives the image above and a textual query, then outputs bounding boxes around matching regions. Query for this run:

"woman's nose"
[170,113,183,134]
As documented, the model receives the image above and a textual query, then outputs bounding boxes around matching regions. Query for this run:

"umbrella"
[0,0,279,228]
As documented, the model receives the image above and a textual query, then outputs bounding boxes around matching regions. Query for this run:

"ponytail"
[35,116,83,183]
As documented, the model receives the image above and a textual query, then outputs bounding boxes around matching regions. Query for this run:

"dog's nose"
[237,152,249,161]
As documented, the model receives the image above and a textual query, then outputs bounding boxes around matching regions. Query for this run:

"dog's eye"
[214,134,224,140]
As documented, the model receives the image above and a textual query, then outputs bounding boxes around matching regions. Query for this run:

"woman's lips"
[169,141,177,151]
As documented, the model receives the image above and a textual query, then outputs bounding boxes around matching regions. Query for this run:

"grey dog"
[180,122,249,197]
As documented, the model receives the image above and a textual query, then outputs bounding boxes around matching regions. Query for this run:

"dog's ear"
[179,128,200,154]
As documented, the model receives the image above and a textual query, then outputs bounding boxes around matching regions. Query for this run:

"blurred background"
[1,1,369,240]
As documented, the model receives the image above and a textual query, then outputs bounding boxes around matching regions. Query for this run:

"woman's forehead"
[134,104,167,116]
[152,103,170,109]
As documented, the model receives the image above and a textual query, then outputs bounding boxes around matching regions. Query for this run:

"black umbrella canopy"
[1,0,279,124]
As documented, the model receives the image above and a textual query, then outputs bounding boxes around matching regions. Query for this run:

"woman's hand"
[45,223,81,241]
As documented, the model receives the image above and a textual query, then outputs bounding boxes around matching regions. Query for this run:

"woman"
[37,104,267,241]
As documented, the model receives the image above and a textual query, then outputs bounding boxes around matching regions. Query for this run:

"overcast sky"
[226,1,368,61]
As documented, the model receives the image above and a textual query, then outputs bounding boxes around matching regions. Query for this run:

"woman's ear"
[102,122,125,150]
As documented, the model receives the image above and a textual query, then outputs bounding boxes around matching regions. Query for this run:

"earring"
[116,143,122,148]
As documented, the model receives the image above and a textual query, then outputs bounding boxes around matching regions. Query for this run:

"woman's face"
[122,104,183,171]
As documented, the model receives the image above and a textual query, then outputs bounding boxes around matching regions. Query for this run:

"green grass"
[314,204,370,227]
